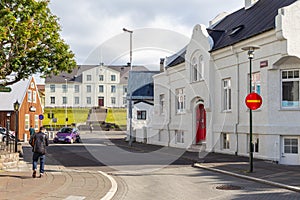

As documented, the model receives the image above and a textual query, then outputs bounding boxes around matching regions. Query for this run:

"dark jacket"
[29,132,49,154]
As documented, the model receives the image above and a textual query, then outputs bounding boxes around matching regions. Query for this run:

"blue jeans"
[32,153,45,173]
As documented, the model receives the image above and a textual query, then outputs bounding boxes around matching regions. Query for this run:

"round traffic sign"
[245,92,262,110]
[39,114,44,120]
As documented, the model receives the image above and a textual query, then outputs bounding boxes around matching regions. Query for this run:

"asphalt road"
[26,131,300,200]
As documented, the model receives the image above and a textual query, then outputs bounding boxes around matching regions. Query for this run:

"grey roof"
[208,0,297,51]
[45,65,148,84]
[0,78,31,111]
[127,71,160,100]
[165,47,187,68]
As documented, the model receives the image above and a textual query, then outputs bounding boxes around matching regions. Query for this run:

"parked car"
[0,126,16,142]
[53,127,80,144]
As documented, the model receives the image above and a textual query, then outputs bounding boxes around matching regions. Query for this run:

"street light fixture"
[241,45,260,172]
[13,100,20,153]
[123,27,133,146]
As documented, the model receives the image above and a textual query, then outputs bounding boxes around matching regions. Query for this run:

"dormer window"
[229,25,244,36]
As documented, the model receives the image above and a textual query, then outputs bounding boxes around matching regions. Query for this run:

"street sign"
[0,86,11,92]
[245,92,262,110]
[39,114,44,120]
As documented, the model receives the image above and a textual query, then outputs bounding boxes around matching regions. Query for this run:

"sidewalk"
[0,145,112,200]
[112,139,300,193]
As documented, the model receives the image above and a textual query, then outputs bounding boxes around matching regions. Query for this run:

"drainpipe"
[167,71,171,147]
[231,46,240,156]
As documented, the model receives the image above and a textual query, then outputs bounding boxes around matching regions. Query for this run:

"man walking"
[29,126,49,178]
[29,125,35,136]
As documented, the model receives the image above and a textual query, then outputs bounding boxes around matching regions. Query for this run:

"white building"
[149,0,300,165]
[45,64,147,108]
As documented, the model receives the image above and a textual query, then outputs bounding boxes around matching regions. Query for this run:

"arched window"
[191,55,204,82]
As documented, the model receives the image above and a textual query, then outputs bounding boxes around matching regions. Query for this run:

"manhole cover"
[216,184,242,190]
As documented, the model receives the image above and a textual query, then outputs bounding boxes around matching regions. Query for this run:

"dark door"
[98,97,104,107]
[196,104,206,143]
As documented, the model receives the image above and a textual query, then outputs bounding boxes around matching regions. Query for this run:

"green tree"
[0,0,76,86]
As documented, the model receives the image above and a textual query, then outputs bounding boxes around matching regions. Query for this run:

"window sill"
[280,107,300,111]
[222,110,232,113]
[176,111,186,115]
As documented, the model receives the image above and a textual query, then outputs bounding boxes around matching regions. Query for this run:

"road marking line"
[64,196,85,200]
[99,171,118,200]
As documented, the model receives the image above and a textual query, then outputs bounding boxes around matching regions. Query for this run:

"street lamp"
[123,27,133,146]
[123,28,133,70]
[65,79,68,127]
[13,100,20,153]
[241,45,260,172]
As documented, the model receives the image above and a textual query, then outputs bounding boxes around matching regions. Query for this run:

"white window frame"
[33,91,37,103]
[99,85,104,93]
[63,97,67,104]
[50,84,55,92]
[27,90,32,102]
[111,75,116,81]
[74,97,80,105]
[223,79,232,111]
[251,72,261,94]
[159,94,165,115]
[190,55,204,82]
[222,133,230,150]
[99,75,104,81]
[50,96,55,104]
[175,130,184,144]
[137,110,147,120]
[284,138,298,154]
[111,85,116,93]
[281,69,300,108]
[111,97,116,104]
[87,75,92,81]
[34,115,39,129]
[62,84,67,93]
[86,97,92,104]
[176,88,186,114]
[25,114,30,130]
[87,85,92,93]
[74,85,80,93]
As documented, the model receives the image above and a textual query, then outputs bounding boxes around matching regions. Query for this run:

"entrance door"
[98,97,104,107]
[196,104,206,143]
[280,137,299,165]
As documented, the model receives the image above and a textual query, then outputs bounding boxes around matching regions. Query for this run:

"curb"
[99,171,118,200]
[193,163,300,193]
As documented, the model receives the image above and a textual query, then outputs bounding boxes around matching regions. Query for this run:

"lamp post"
[13,100,20,153]
[6,112,11,147]
[65,79,68,127]
[241,45,260,172]
[123,28,133,70]
[123,27,133,145]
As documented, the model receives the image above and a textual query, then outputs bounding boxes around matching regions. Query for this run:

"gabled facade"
[150,0,300,165]
[45,64,147,108]
[0,77,43,141]
[126,71,159,143]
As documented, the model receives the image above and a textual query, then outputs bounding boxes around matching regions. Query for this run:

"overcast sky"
[48,0,245,70]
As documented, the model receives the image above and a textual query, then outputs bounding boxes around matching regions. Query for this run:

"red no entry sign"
[245,92,262,110]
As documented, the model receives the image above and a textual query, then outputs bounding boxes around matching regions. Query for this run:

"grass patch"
[105,108,127,126]
[43,108,89,126]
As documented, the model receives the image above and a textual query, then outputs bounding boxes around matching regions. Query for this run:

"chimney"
[160,58,165,72]
[245,0,259,9]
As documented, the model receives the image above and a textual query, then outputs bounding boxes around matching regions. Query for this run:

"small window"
[87,85,92,93]
[25,114,30,130]
[281,70,300,108]
[27,90,32,102]
[137,110,147,120]
[33,91,37,103]
[62,84,67,93]
[99,75,104,81]
[159,94,165,114]
[175,130,184,144]
[111,75,116,81]
[74,97,79,105]
[86,97,92,104]
[223,79,231,111]
[87,75,92,81]
[111,85,116,93]
[50,85,55,92]
[284,138,298,154]
[111,97,116,104]
[222,133,230,149]
[229,25,244,36]
[34,115,39,129]
[99,85,104,93]
[63,97,67,104]
[50,97,55,104]
[74,85,80,93]
[176,88,186,113]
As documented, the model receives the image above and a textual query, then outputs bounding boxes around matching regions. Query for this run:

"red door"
[196,104,206,143]
[98,97,104,107]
